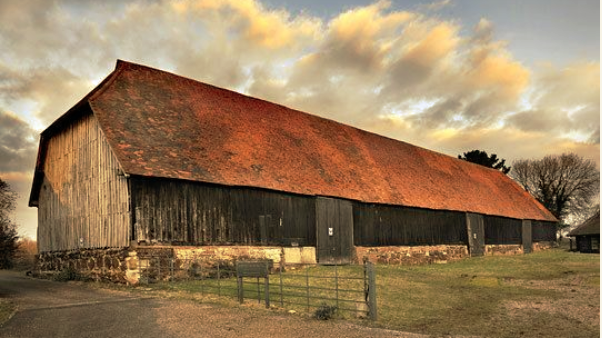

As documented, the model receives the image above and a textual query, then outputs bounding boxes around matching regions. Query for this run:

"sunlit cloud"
[0,0,598,238]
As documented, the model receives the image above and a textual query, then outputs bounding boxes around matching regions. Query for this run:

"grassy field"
[140,249,599,338]
[373,249,599,337]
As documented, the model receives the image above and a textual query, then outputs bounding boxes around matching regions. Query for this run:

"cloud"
[0,111,38,237]
[0,111,38,173]
[0,63,95,125]
[422,0,452,12]
[507,61,600,143]
[0,0,599,238]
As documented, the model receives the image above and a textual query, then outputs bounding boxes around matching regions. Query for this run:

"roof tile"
[60,60,556,222]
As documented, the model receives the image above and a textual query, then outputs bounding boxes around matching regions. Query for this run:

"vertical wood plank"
[37,112,131,252]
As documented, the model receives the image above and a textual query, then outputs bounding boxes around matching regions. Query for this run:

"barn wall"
[131,177,316,246]
[532,221,557,242]
[353,203,468,246]
[483,215,522,244]
[38,112,130,252]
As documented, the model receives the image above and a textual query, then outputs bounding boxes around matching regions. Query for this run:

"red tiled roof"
[33,60,558,222]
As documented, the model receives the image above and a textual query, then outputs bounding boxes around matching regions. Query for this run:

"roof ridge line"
[87,60,128,102]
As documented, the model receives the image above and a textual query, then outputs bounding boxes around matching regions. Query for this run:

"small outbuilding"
[569,212,600,253]
[29,60,558,282]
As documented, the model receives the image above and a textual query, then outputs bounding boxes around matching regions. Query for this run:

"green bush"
[314,304,337,320]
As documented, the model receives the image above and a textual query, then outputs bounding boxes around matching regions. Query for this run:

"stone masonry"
[354,245,470,265]
[36,248,140,285]
[36,242,554,285]
[36,245,317,285]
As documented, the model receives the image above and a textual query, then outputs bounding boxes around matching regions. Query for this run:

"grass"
[143,264,367,317]
[0,299,15,327]
[373,250,600,337]
[115,249,599,337]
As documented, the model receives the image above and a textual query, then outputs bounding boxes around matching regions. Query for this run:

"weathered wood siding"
[532,221,557,242]
[466,213,485,257]
[353,204,468,246]
[37,111,130,252]
[316,197,354,264]
[483,215,522,244]
[131,177,316,246]
[522,220,533,253]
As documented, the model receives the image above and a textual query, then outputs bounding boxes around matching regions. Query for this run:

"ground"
[0,270,424,338]
[0,247,598,338]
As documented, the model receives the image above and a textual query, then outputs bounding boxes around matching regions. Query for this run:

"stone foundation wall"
[484,244,523,256]
[170,246,283,263]
[37,245,317,285]
[36,248,139,284]
[354,245,469,265]
[37,242,554,285]
[533,241,555,251]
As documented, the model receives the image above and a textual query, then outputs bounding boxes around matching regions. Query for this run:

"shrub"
[53,267,81,282]
[314,304,338,320]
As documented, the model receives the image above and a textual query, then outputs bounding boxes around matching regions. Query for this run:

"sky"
[0,0,599,239]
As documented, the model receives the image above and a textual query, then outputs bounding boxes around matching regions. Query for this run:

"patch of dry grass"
[0,299,15,327]
[372,249,599,338]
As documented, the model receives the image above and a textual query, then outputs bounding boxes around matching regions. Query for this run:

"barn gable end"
[35,108,130,252]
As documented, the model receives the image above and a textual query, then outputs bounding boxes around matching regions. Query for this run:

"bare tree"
[0,178,17,221]
[511,153,600,224]
[14,238,37,270]
[0,178,18,269]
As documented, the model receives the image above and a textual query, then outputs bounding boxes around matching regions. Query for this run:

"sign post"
[236,260,271,308]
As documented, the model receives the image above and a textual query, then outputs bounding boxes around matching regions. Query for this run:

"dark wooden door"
[316,197,353,264]
[522,220,532,253]
[466,213,485,257]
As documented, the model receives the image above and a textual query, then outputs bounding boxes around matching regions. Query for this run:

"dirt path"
[0,270,427,338]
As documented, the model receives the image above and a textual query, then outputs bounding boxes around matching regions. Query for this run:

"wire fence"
[137,256,377,320]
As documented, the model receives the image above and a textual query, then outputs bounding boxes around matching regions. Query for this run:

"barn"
[29,60,557,282]
[568,212,600,253]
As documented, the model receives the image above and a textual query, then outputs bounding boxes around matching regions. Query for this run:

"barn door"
[466,213,485,257]
[522,220,533,253]
[316,197,353,265]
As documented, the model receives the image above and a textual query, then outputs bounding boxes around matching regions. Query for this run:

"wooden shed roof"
[30,60,557,222]
[569,212,600,236]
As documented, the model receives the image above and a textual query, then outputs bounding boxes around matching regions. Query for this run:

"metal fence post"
[305,267,310,314]
[237,276,244,304]
[335,263,339,309]
[169,258,174,284]
[200,259,205,295]
[279,261,284,307]
[366,261,378,321]
[264,272,270,309]
[257,277,261,304]
[185,259,189,282]
[217,260,221,297]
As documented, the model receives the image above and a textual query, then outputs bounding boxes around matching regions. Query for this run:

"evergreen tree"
[458,150,511,174]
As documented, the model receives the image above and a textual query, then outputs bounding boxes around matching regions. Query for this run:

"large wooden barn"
[29,60,557,274]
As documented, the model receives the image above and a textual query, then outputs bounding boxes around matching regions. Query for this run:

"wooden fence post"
[237,276,244,304]
[366,261,378,320]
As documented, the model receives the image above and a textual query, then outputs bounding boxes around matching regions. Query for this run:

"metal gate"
[316,197,353,264]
